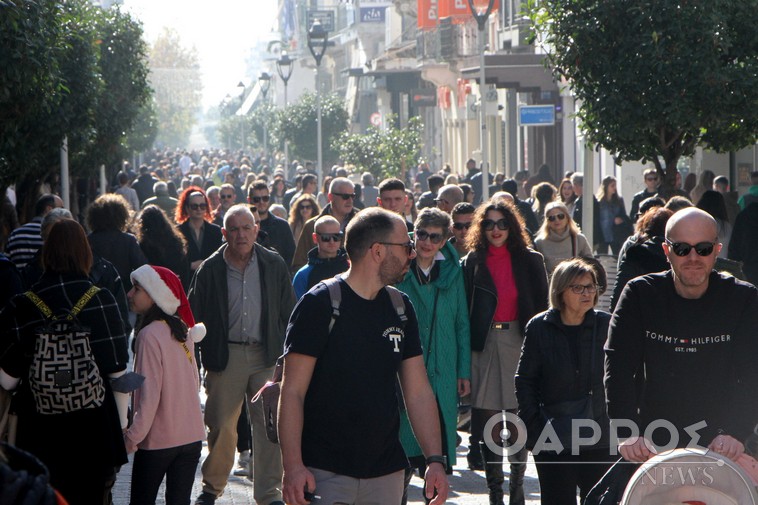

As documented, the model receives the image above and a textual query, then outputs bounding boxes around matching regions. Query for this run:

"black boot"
[467,408,485,470]
[507,447,527,505]
[480,441,504,505]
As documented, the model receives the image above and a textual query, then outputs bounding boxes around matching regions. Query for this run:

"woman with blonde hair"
[558,178,578,216]
[288,194,320,243]
[534,202,593,275]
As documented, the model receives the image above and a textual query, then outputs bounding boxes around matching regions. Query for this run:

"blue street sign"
[518,105,555,126]
[360,7,385,23]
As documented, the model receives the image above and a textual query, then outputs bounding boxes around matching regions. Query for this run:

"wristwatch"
[425,455,447,467]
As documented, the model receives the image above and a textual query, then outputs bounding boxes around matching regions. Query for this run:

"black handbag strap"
[424,288,440,369]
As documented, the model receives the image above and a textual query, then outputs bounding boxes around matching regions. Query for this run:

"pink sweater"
[124,321,206,453]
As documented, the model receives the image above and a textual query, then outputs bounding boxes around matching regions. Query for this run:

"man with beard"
[279,208,449,505]
[606,208,758,463]
[248,181,296,267]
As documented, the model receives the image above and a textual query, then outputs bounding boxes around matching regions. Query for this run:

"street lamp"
[468,0,496,202]
[259,72,271,160]
[276,52,295,176]
[308,19,329,192]
[237,81,246,153]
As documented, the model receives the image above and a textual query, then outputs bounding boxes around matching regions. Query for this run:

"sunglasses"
[415,229,444,244]
[220,194,235,200]
[482,219,508,231]
[645,177,659,182]
[317,232,344,243]
[377,241,415,256]
[547,213,566,222]
[568,284,598,295]
[300,205,313,210]
[665,238,716,257]
[332,192,356,201]
[453,222,472,230]
[251,195,270,203]
[189,203,207,211]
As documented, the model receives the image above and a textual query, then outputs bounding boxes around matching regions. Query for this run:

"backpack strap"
[385,285,408,328]
[323,277,342,333]
[24,285,100,321]
[69,286,100,319]
[24,291,52,319]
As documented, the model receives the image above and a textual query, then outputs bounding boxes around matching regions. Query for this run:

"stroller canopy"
[621,448,758,505]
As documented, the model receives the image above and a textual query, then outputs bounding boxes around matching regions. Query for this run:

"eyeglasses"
[482,219,508,231]
[189,203,207,211]
[547,213,566,222]
[377,241,415,256]
[568,284,598,295]
[317,232,344,243]
[453,222,472,230]
[415,229,444,244]
[220,194,235,200]
[332,192,356,201]
[250,195,270,203]
[665,238,716,257]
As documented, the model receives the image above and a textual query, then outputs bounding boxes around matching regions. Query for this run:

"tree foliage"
[149,28,202,148]
[336,115,423,180]
[0,0,153,197]
[277,92,349,166]
[530,0,758,193]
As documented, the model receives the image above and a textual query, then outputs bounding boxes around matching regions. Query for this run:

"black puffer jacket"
[515,308,611,452]
[461,247,548,351]
[609,236,668,312]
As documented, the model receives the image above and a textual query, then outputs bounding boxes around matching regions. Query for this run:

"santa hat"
[130,265,206,342]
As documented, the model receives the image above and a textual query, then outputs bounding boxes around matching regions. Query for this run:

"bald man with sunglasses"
[292,216,349,299]
[605,207,758,465]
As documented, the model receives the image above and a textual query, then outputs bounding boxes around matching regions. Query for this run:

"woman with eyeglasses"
[534,202,592,275]
[175,186,223,283]
[395,207,471,504]
[515,258,615,504]
[461,200,548,505]
[288,194,321,244]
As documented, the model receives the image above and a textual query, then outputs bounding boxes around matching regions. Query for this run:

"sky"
[122,0,279,109]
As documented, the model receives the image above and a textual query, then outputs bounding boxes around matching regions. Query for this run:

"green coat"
[396,242,471,466]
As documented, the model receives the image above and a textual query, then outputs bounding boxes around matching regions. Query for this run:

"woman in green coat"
[397,207,471,504]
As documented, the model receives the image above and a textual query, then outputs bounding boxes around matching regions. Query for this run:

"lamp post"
[258,72,271,160]
[237,81,246,153]
[468,0,495,202]
[308,19,329,192]
[276,52,294,177]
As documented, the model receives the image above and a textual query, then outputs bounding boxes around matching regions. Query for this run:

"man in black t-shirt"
[606,208,758,463]
[279,208,449,505]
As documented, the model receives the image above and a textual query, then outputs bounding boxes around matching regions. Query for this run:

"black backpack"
[253,277,408,444]
[24,286,105,415]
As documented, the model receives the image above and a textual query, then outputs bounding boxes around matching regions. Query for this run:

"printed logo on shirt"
[645,330,731,352]
[383,326,404,353]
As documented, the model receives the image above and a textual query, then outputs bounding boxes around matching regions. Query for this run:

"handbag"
[538,318,598,451]
[612,214,634,246]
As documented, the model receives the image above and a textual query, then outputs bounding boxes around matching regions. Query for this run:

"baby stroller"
[619,448,758,505]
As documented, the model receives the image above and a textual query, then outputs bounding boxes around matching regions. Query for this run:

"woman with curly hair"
[87,193,147,295]
[288,194,320,244]
[135,205,190,288]
[175,186,223,284]
[461,200,548,504]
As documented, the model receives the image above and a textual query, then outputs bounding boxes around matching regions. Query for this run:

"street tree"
[149,28,203,148]
[530,0,758,194]
[276,92,349,166]
[336,115,423,181]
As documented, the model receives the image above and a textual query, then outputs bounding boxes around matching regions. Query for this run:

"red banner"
[417,0,438,30]
[440,0,499,20]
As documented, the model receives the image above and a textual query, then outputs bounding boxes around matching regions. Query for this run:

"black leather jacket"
[461,247,548,351]
[515,308,611,451]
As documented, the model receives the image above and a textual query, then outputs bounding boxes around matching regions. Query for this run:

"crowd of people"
[0,147,758,505]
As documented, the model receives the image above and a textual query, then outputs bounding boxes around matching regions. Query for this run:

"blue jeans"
[130,441,202,505]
